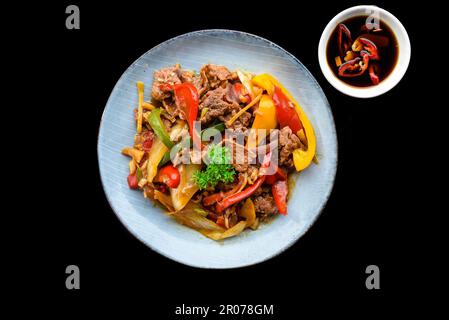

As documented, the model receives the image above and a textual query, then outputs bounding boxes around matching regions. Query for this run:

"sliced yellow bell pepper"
[252,74,275,96]
[251,74,316,171]
[252,94,277,130]
[247,94,277,148]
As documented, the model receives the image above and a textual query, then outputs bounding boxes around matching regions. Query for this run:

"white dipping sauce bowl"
[318,5,411,98]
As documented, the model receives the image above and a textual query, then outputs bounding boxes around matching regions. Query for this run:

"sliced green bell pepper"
[148,108,174,149]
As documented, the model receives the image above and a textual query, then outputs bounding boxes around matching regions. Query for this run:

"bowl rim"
[97,29,338,269]
[318,5,411,98]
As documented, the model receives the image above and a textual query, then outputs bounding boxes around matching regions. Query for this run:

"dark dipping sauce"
[326,15,399,87]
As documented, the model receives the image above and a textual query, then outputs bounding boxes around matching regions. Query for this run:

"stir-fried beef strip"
[224,206,239,228]
[253,192,278,219]
[201,64,237,89]
[278,126,303,168]
[224,82,242,104]
[180,70,207,95]
[222,111,252,132]
[151,64,182,101]
[161,99,183,119]
[199,86,241,124]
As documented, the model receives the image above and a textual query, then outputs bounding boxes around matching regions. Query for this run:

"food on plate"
[121,63,317,240]
[326,15,398,86]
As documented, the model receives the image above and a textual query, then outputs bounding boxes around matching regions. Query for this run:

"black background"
[8,0,437,317]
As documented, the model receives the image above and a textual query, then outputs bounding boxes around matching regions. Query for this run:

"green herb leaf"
[193,145,236,190]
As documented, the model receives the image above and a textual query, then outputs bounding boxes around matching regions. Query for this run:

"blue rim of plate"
[97,29,338,269]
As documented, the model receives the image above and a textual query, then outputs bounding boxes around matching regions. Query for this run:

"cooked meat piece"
[253,186,271,197]
[233,162,248,173]
[223,180,238,191]
[225,82,241,104]
[223,111,251,132]
[201,64,237,89]
[162,99,183,119]
[180,70,207,95]
[230,141,256,174]
[253,194,278,217]
[224,206,239,228]
[234,159,252,173]
[278,126,302,168]
[279,126,298,146]
[199,80,253,129]
[134,128,153,146]
[191,192,203,204]
[233,163,258,185]
[180,70,197,84]
[247,165,259,184]
[199,87,240,124]
[228,163,258,184]
[151,65,182,101]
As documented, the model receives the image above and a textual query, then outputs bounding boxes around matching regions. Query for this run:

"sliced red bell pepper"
[159,82,200,148]
[265,166,287,185]
[215,152,272,213]
[155,164,180,188]
[127,173,139,189]
[272,180,288,215]
[172,83,199,138]
[203,192,225,207]
[216,176,265,213]
[264,174,277,185]
[272,86,303,134]
[202,174,246,206]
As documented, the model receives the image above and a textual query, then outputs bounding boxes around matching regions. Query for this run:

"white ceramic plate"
[98,30,337,269]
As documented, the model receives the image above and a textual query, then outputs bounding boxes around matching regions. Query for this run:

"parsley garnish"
[194,145,236,190]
